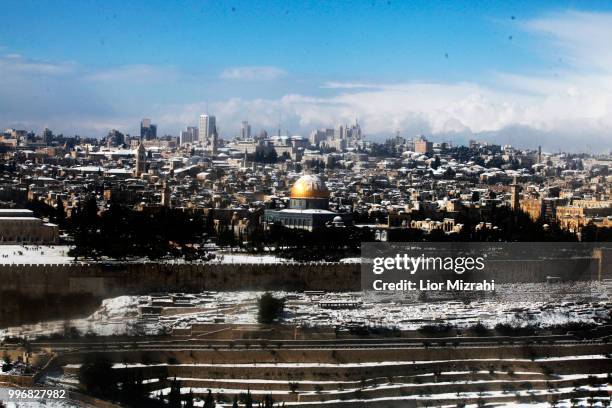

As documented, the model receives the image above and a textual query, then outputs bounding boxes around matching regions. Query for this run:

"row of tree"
[26,190,606,263]
[68,197,208,260]
[78,356,285,407]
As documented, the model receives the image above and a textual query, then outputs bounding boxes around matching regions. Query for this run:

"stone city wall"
[0,256,608,298]
[0,254,609,327]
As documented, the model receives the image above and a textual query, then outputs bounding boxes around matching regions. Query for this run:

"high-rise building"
[240,121,251,139]
[187,126,198,143]
[309,130,327,146]
[42,128,53,145]
[179,126,198,145]
[179,130,190,145]
[310,123,362,150]
[414,136,433,154]
[140,118,157,140]
[107,129,125,147]
[344,121,363,148]
[199,114,217,153]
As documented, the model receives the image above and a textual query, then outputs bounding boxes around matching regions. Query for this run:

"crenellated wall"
[0,253,609,328]
[0,256,607,298]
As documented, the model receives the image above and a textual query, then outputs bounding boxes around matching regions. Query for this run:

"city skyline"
[0,4,610,406]
[1,1,612,151]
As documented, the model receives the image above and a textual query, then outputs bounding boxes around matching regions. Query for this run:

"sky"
[1,0,612,151]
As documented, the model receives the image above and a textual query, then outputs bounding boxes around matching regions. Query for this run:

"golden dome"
[290,175,330,199]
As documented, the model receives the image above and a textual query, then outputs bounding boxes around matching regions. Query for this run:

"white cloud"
[219,66,287,81]
[194,11,612,150]
[0,54,77,76]
[86,64,180,83]
[3,10,612,151]
[320,82,381,90]
[522,11,612,72]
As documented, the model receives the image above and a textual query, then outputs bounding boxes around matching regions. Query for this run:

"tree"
[185,389,195,408]
[581,224,612,241]
[431,155,441,169]
[55,197,66,227]
[243,389,253,408]
[119,370,147,406]
[257,292,285,324]
[69,203,208,261]
[262,394,275,408]
[168,378,182,408]
[204,389,215,408]
[2,352,12,372]
[78,356,116,398]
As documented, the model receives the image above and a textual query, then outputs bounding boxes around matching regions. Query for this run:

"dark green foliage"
[581,224,612,241]
[203,389,215,408]
[78,359,166,408]
[185,389,195,408]
[240,389,253,408]
[55,197,66,227]
[168,377,182,408]
[2,352,12,372]
[119,369,147,407]
[257,292,285,324]
[470,321,489,336]
[262,394,275,407]
[494,323,539,336]
[418,324,453,335]
[265,223,372,261]
[78,356,117,398]
[252,148,278,163]
[68,198,207,261]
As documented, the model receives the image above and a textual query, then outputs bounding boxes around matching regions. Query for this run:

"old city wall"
[0,256,607,297]
[0,262,359,327]
[0,262,361,297]
[0,255,608,327]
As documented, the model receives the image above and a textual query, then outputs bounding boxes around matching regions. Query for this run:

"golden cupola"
[290,175,330,200]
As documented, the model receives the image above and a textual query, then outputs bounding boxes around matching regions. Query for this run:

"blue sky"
[1,0,612,150]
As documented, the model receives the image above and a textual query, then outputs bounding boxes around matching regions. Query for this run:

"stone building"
[264,174,351,231]
[0,209,58,244]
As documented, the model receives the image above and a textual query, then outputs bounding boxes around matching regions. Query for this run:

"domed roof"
[290,174,330,199]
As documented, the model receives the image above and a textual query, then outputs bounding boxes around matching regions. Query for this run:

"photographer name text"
[372,279,495,292]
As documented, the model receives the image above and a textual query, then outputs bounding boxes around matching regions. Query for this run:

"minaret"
[135,142,146,177]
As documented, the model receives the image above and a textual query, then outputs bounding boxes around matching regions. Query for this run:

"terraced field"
[45,333,612,407]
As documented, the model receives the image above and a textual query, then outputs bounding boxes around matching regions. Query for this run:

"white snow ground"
[1,282,608,341]
[0,245,72,265]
